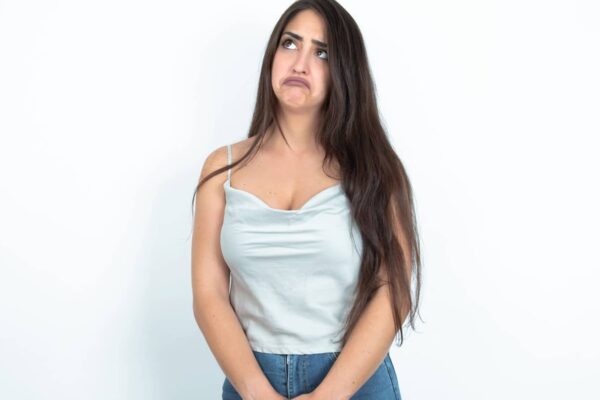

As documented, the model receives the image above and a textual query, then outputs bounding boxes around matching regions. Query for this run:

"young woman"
[191,1,422,399]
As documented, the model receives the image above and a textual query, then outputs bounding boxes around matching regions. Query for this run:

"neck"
[267,108,322,154]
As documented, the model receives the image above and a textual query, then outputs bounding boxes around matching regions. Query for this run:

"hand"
[247,391,287,400]
[291,389,345,400]
[243,384,288,400]
[290,394,315,400]
[258,389,288,400]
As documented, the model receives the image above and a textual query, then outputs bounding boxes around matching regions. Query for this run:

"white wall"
[1,0,598,399]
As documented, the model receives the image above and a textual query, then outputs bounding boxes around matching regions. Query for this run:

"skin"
[268,8,330,154]
[193,9,409,400]
[226,8,340,214]
[270,10,410,400]
[290,201,411,399]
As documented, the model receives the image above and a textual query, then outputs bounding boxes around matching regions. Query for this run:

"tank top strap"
[226,144,232,182]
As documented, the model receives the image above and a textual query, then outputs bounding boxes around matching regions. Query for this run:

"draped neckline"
[223,180,342,213]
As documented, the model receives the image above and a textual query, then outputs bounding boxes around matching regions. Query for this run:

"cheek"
[318,71,331,93]
[271,62,281,88]
[271,54,286,78]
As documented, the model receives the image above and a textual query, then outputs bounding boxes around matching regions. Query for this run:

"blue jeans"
[222,350,402,399]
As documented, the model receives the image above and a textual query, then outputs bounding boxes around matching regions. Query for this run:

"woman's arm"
[309,283,399,400]
[194,296,282,399]
[310,202,412,400]
[192,146,285,400]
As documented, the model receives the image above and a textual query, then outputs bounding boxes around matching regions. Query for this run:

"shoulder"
[194,144,230,216]
[229,136,258,161]
[199,137,256,183]
[198,145,228,185]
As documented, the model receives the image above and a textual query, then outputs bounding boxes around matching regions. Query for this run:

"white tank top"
[220,143,363,354]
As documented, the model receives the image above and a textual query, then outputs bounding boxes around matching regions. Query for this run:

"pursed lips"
[283,78,310,89]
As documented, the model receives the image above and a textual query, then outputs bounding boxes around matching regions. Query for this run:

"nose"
[292,49,309,74]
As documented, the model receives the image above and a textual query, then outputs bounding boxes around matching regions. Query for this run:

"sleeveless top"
[219,143,363,354]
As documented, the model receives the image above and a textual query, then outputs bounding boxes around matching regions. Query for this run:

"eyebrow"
[282,31,328,48]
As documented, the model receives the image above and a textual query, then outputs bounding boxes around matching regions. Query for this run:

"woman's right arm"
[191,146,286,400]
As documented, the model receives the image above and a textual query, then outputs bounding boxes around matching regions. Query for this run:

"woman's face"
[271,9,330,113]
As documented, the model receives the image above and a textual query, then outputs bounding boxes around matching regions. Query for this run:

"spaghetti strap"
[226,144,232,183]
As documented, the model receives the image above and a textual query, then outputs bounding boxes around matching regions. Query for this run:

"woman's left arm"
[292,201,412,400]
[314,286,399,400]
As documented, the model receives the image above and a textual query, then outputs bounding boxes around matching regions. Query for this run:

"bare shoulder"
[229,136,258,160]
[199,144,228,184]
[196,138,256,197]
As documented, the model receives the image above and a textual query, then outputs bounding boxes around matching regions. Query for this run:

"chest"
[220,184,363,279]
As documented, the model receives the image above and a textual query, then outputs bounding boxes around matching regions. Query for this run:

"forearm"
[193,295,272,400]
[314,285,400,400]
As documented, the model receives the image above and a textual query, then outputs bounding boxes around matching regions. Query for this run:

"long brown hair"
[192,0,423,348]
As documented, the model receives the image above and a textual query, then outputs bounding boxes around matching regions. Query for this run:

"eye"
[281,38,296,49]
[280,38,329,61]
[316,48,329,61]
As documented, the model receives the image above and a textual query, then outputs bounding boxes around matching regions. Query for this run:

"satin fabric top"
[220,144,363,354]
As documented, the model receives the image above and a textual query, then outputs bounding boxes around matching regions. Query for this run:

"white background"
[1,0,598,399]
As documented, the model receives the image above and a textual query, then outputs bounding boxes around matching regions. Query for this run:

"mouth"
[283,78,310,89]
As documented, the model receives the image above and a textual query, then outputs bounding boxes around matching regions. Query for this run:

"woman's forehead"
[284,10,328,42]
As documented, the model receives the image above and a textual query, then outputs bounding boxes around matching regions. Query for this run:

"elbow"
[192,292,229,318]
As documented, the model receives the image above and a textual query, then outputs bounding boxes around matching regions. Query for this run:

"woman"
[191,0,422,399]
